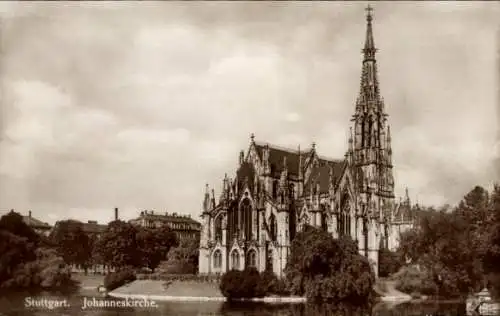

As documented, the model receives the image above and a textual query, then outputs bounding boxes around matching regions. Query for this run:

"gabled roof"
[252,141,346,195]
[253,142,308,178]
[22,216,51,229]
[304,159,347,194]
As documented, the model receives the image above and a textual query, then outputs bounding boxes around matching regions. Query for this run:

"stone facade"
[199,8,413,278]
[129,210,201,243]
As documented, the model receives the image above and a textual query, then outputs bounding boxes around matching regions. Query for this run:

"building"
[52,207,118,240]
[129,210,201,242]
[199,7,413,278]
[387,188,420,251]
[23,210,52,236]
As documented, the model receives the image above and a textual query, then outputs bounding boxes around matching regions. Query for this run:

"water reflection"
[0,291,469,316]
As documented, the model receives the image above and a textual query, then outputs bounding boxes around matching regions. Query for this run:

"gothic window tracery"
[231,250,240,270]
[241,198,252,241]
[272,180,279,199]
[213,250,222,269]
[289,183,295,199]
[269,213,277,241]
[321,211,328,232]
[361,120,366,147]
[246,250,257,268]
[214,215,223,242]
[368,118,373,147]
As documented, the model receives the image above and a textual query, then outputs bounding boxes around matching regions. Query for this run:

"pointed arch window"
[231,250,240,270]
[241,198,252,241]
[368,118,373,147]
[289,183,295,199]
[272,180,279,199]
[215,215,223,242]
[246,249,257,268]
[213,250,222,269]
[361,120,366,147]
[269,213,277,241]
[321,212,328,232]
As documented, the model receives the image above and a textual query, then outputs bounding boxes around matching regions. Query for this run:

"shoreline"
[107,291,307,303]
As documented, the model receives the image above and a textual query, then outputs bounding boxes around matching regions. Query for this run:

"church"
[199,7,411,278]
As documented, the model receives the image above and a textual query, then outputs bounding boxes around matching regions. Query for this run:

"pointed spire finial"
[312,142,316,150]
[250,133,255,143]
[365,4,373,21]
[363,5,376,61]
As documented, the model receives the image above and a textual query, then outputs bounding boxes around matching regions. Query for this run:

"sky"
[0,2,499,225]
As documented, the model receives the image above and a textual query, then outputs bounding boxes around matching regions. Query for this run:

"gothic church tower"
[348,6,395,269]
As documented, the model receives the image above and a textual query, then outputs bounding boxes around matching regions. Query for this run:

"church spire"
[363,5,376,62]
[358,5,381,107]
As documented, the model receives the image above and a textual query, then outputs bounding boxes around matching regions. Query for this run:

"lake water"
[0,289,469,316]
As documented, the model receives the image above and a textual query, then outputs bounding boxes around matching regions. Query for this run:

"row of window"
[213,249,257,269]
[143,220,199,231]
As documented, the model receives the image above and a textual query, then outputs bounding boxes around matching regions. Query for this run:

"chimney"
[29,210,32,218]
[114,207,118,221]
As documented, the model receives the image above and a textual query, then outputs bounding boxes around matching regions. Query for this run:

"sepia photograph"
[0,1,499,315]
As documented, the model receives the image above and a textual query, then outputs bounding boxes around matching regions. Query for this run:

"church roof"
[254,143,306,177]
[304,159,347,194]
[253,142,346,193]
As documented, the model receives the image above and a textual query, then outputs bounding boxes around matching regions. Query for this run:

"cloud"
[0,2,498,224]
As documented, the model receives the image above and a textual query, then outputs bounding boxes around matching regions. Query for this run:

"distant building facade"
[198,9,416,278]
[129,210,201,243]
[23,210,52,236]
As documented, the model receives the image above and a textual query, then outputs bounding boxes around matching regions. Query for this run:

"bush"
[393,265,437,296]
[257,270,290,296]
[378,248,403,278]
[220,268,275,299]
[0,247,73,290]
[104,267,136,291]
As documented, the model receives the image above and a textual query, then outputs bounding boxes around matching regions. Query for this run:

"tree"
[159,238,198,274]
[49,220,92,273]
[397,201,484,298]
[0,230,37,286]
[482,185,500,298]
[284,225,375,304]
[136,224,178,272]
[378,248,402,277]
[95,220,140,270]
[0,211,40,244]
[0,212,73,291]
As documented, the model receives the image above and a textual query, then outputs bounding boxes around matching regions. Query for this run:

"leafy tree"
[0,211,40,244]
[285,225,375,304]
[136,224,178,272]
[49,220,92,273]
[378,248,402,277]
[396,189,490,298]
[482,185,500,298]
[96,220,141,270]
[159,238,198,274]
[0,230,37,286]
[0,212,73,291]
